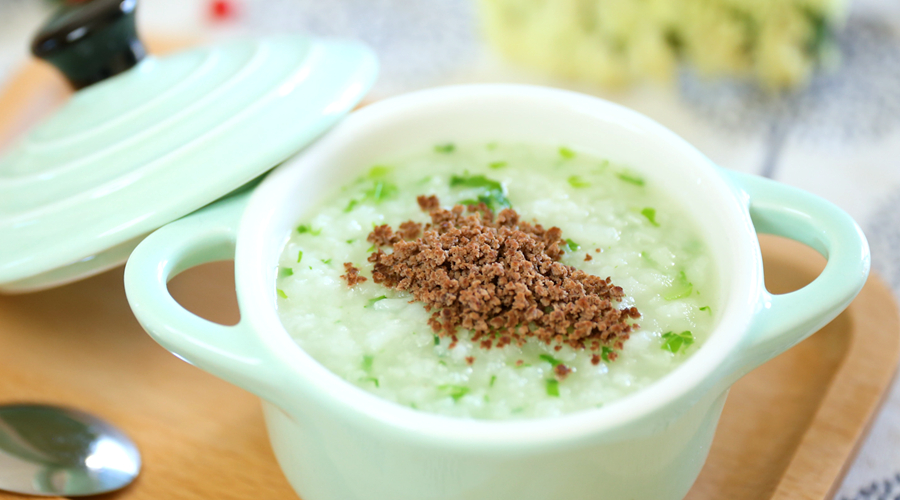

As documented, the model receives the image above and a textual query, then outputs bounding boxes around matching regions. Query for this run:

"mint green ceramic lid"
[0,35,377,292]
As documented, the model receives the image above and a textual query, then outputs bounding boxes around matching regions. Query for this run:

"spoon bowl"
[0,404,141,497]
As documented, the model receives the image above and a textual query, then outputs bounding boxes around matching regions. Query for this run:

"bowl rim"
[235,83,763,448]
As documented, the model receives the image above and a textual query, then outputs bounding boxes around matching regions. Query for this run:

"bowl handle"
[124,191,286,406]
[723,170,870,379]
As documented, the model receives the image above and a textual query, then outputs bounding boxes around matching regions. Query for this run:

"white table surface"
[1,0,898,498]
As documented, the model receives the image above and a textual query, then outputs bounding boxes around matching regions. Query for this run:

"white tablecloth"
[1,0,898,497]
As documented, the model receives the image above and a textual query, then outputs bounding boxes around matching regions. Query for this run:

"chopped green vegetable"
[362,376,380,388]
[344,199,359,212]
[434,143,456,154]
[366,244,376,253]
[438,384,469,401]
[297,250,303,263]
[567,175,590,188]
[664,271,693,300]
[346,239,356,244]
[539,354,563,367]
[451,174,511,211]
[296,224,322,235]
[661,331,695,354]
[617,171,645,186]
[559,147,576,159]
[276,289,288,299]
[367,165,392,178]
[480,192,511,210]
[366,295,388,308]
[362,355,374,373]
[488,161,508,169]
[640,251,659,268]
[320,258,332,264]
[364,180,397,203]
[434,335,440,346]
[545,379,560,397]
[565,239,581,252]
[460,192,512,211]
[489,375,497,387]
[278,267,294,278]
[601,346,615,362]
[450,174,503,192]
[699,306,712,314]
[641,208,660,227]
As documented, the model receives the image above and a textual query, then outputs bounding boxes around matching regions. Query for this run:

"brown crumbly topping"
[591,354,601,365]
[465,356,475,365]
[367,224,399,247]
[340,262,367,287]
[584,253,593,261]
[365,196,640,353]
[398,220,422,240]
[554,363,572,379]
[417,194,440,212]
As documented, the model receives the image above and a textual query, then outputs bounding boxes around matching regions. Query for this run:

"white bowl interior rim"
[236,84,762,446]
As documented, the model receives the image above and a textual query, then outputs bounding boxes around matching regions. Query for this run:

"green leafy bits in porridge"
[545,379,560,397]
[564,238,581,252]
[660,330,695,354]
[567,175,590,188]
[275,143,716,419]
[616,170,646,186]
[296,224,322,235]
[558,146,576,159]
[640,207,660,227]
[449,173,511,211]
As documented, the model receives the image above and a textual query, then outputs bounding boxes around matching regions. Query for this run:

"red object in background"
[209,0,239,21]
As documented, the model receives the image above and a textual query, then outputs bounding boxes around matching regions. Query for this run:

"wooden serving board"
[1,48,899,500]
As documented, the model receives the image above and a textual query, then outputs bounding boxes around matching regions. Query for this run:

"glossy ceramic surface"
[0,35,377,293]
[124,85,869,500]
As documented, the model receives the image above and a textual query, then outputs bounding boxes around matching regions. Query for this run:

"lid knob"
[31,0,145,90]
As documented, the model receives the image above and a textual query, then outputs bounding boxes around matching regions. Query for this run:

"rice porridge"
[275,143,716,420]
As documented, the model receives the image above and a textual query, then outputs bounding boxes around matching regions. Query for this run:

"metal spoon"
[0,404,141,497]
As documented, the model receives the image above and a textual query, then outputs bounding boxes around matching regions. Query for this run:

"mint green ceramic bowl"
[124,85,869,500]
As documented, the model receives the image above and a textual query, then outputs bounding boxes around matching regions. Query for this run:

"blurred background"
[0,0,899,498]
